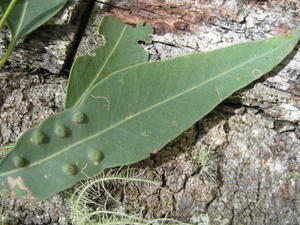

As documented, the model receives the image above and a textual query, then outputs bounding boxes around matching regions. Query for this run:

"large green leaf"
[0,29,299,200]
[65,16,153,108]
[0,0,67,66]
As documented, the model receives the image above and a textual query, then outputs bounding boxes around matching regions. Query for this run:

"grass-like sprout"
[69,167,192,225]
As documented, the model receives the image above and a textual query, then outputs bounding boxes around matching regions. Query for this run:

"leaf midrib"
[72,25,128,107]
[1,36,296,177]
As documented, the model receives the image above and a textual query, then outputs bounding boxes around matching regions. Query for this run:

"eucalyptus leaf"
[65,16,153,108]
[0,0,68,66]
[0,22,299,200]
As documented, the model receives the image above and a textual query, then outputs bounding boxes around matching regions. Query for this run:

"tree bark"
[0,0,300,224]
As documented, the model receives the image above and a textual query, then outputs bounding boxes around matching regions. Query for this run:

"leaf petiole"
[0,0,19,67]
[0,0,18,31]
[0,35,18,67]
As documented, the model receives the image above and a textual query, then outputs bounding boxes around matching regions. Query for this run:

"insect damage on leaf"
[65,16,153,108]
[0,16,299,201]
[7,176,36,200]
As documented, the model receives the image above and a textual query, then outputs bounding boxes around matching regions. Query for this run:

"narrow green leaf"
[65,16,153,108]
[0,0,68,66]
[0,29,299,200]
[0,0,67,38]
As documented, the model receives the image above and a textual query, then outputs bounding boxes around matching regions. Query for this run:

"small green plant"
[69,168,190,225]
[0,16,299,201]
[0,0,68,67]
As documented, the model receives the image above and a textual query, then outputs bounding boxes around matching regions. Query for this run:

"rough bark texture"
[1,0,300,224]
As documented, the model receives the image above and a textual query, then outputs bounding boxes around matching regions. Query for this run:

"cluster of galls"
[12,111,104,176]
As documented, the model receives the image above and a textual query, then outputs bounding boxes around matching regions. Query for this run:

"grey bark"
[1,0,300,224]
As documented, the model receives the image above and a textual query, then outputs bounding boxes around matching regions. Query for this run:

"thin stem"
[0,35,18,67]
[0,0,18,31]
[0,144,15,151]
[0,0,19,67]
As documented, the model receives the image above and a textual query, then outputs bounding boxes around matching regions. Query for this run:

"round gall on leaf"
[73,111,86,124]
[63,164,78,175]
[88,150,103,162]
[13,156,28,168]
[30,131,46,145]
[55,124,69,138]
